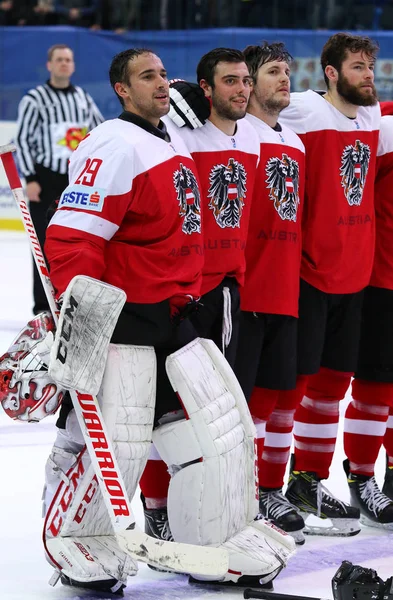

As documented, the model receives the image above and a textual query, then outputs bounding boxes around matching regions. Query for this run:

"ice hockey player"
[139,47,262,546]
[23,47,295,594]
[232,41,307,544]
[342,111,393,529]
[278,32,380,536]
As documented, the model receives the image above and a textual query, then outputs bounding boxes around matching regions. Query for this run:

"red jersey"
[280,90,380,294]
[370,115,393,290]
[166,118,260,295]
[45,115,204,303]
[381,101,393,117]
[240,114,305,317]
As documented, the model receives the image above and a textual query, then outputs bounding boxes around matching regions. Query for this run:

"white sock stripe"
[261,449,290,464]
[264,431,293,448]
[349,461,375,474]
[293,421,339,439]
[344,418,388,436]
[301,396,340,415]
[294,440,336,453]
[268,408,296,428]
[351,400,389,416]
[387,416,393,429]
[255,421,266,439]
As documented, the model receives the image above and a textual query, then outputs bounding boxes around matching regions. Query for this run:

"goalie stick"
[244,590,329,600]
[0,143,229,578]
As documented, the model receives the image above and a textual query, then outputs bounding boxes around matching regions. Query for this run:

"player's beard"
[337,72,378,107]
[212,91,247,121]
[254,87,290,116]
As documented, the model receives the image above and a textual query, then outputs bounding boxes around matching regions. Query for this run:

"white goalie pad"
[155,338,295,582]
[45,534,137,586]
[158,337,258,545]
[48,275,127,396]
[44,344,156,574]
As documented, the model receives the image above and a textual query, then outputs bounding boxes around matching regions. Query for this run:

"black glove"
[169,79,211,129]
[332,561,387,600]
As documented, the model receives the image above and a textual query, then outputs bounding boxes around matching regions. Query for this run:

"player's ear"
[114,82,130,100]
[325,65,338,85]
[199,79,212,99]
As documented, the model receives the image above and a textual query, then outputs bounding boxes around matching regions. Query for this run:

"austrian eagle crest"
[265,153,300,222]
[208,158,247,229]
[173,163,201,235]
[340,139,371,206]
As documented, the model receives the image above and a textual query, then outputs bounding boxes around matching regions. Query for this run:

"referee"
[15,43,104,314]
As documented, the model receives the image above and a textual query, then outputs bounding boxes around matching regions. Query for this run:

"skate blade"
[360,514,393,530]
[301,514,361,537]
[189,575,274,590]
[290,529,305,545]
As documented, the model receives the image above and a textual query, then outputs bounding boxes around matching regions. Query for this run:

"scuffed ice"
[1,232,393,599]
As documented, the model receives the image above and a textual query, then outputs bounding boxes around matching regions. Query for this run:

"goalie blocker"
[43,276,295,592]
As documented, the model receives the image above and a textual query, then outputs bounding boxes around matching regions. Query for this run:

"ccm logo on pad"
[59,185,106,212]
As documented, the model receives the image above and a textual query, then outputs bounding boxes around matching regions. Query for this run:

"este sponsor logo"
[59,185,106,212]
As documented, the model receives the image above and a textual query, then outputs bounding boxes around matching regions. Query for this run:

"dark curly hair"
[321,33,379,87]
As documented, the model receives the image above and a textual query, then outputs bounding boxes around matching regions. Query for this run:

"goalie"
[0,48,295,596]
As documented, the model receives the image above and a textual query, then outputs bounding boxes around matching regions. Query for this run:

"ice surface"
[0,231,392,600]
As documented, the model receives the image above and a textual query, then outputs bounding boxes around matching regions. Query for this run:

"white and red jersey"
[45,115,204,303]
[280,90,380,294]
[370,115,393,290]
[240,114,305,317]
[166,118,260,295]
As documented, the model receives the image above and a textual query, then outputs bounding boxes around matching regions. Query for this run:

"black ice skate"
[141,494,173,542]
[60,574,125,596]
[258,487,305,545]
[285,456,360,537]
[382,455,393,501]
[344,459,393,530]
[141,494,174,572]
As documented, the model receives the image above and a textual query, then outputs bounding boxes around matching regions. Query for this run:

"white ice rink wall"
[0,121,23,231]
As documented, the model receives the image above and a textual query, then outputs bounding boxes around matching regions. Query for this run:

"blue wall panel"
[1,26,393,120]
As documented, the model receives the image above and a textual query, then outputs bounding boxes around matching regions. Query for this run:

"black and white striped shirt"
[15,81,104,181]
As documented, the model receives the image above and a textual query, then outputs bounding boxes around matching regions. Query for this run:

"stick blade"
[116,529,229,577]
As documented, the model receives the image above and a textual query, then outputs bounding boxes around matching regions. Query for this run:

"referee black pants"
[30,164,68,314]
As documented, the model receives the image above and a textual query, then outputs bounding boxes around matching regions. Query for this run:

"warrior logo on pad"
[340,140,371,206]
[208,158,247,229]
[265,153,300,222]
[173,163,201,235]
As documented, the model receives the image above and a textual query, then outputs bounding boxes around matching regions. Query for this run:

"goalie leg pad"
[43,408,85,514]
[48,275,126,395]
[43,344,156,583]
[155,338,295,582]
[47,344,156,538]
[158,337,257,545]
[45,534,137,586]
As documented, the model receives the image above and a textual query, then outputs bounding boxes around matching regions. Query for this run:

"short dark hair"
[47,44,72,61]
[109,48,154,106]
[321,33,379,87]
[243,42,293,81]
[197,47,246,88]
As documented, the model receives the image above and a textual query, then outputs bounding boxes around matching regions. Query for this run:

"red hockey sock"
[384,406,393,466]
[293,367,352,479]
[260,375,308,489]
[139,446,170,509]
[344,379,392,476]
[249,387,280,483]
